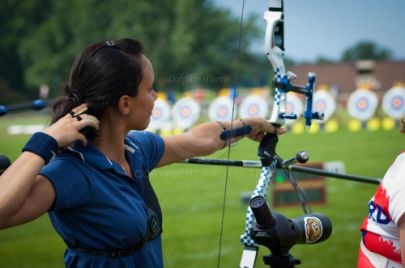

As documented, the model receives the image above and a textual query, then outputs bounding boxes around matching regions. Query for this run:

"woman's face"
[130,56,157,130]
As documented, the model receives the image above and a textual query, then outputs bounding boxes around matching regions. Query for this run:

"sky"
[213,0,405,62]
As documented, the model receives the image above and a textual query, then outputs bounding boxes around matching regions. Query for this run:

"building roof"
[288,60,405,97]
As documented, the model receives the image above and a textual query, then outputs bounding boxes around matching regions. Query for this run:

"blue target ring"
[247,104,259,116]
[217,105,229,119]
[315,99,327,113]
[152,107,162,119]
[391,95,404,111]
[356,97,370,112]
[180,105,192,119]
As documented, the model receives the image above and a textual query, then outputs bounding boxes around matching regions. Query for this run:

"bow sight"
[272,73,324,127]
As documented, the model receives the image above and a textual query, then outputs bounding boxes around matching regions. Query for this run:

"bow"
[237,1,324,267]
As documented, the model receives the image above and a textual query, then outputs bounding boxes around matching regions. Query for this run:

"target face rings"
[313,90,336,121]
[149,99,171,131]
[172,97,201,129]
[239,95,268,119]
[347,89,378,121]
[208,96,235,121]
[382,86,405,120]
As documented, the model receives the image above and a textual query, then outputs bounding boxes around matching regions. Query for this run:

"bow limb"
[265,0,287,127]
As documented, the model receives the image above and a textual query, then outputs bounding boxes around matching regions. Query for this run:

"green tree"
[341,40,392,62]
[314,56,335,64]
[1,0,266,99]
[0,0,52,101]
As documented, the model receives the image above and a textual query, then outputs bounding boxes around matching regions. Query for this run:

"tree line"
[0,0,392,104]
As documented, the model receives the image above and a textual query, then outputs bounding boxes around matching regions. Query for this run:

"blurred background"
[1,0,404,267]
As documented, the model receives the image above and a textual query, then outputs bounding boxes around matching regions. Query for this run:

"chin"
[135,119,150,131]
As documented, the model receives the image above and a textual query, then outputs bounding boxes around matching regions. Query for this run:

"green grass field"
[0,114,402,267]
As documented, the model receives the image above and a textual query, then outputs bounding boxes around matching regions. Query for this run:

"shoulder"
[127,131,165,171]
[127,131,164,153]
[388,152,405,180]
[127,130,163,145]
[394,151,405,163]
[39,150,95,210]
[40,149,91,182]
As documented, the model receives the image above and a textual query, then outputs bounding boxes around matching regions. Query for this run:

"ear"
[117,95,132,115]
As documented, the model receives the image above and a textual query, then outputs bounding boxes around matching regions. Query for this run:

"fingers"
[66,103,100,131]
[275,127,287,135]
[262,121,287,135]
[244,117,288,143]
[75,115,100,130]
[72,103,88,115]
[76,133,88,146]
[64,103,88,118]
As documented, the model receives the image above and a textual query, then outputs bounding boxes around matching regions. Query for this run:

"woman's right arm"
[0,104,99,229]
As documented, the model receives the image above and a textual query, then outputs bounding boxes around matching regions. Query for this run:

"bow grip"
[219,125,252,141]
[257,133,279,166]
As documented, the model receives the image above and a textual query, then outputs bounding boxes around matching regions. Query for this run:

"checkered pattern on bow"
[240,160,278,247]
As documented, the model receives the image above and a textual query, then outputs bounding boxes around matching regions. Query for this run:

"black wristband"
[22,132,59,164]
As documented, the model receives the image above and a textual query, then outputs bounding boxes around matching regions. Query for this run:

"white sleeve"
[388,153,405,225]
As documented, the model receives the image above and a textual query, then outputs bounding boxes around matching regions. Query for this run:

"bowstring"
[281,169,313,214]
[216,0,246,267]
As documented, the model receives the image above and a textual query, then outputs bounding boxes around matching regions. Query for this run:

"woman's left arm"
[157,117,286,167]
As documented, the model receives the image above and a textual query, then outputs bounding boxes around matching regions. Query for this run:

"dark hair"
[51,38,144,123]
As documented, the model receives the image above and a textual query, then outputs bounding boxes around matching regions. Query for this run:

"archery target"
[171,97,201,130]
[313,90,336,121]
[148,99,171,131]
[238,95,269,118]
[347,89,378,121]
[382,86,405,120]
[285,93,303,126]
[208,96,235,121]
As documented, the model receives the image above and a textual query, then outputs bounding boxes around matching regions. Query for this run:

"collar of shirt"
[61,138,140,178]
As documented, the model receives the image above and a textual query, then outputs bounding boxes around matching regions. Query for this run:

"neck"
[93,116,128,164]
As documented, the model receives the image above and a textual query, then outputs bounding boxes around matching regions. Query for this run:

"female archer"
[0,38,285,267]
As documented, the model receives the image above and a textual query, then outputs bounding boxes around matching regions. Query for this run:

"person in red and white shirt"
[358,117,405,268]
